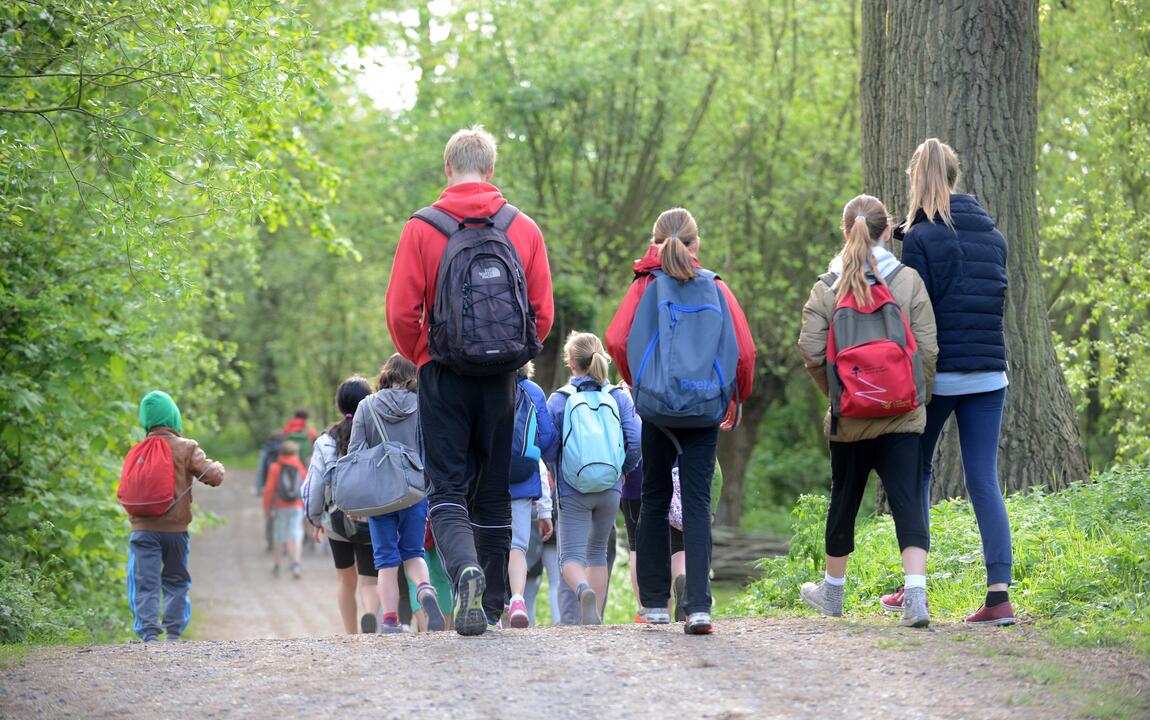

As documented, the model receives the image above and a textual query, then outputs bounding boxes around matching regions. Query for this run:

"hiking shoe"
[645,608,671,624]
[684,612,714,635]
[380,621,403,634]
[361,612,379,634]
[900,587,930,629]
[454,565,488,636]
[673,574,687,622]
[290,562,301,580]
[508,597,530,629]
[633,609,652,624]
[800,580,844,617]
[578,586,601,625]
[420,587,446,632]
[965,601,1017,626]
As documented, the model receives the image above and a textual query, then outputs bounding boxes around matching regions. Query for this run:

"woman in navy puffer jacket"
[885,138,1016,627]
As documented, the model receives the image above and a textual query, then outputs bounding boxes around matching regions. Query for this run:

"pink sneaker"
[880,586,905,611]
[508,597,530,629]
[880,586,930,611]
[965,601,1017,626]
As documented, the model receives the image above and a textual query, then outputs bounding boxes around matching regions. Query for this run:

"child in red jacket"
[263,441,307,579]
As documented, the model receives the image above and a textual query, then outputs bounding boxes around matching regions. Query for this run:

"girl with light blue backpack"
[546,331,641,624]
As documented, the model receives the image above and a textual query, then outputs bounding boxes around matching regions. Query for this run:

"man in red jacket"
[386,126,554,636]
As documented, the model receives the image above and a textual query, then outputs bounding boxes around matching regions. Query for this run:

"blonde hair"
[516,360,536,380]
[651,207,700,282]
[444,125,497,176]
[564,331,611,385]
[905,138,959,230]
[838,195,890,307]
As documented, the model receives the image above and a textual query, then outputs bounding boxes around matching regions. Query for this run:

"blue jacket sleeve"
[529,381,558,463]
[546,391,567,464]
[612,387,643,475]
[901,232,932,297]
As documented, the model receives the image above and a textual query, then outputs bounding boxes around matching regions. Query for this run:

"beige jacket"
[798,266,938,442]
[129,428,225,533]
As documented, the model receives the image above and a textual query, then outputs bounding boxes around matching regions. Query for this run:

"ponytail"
[651,207,700,283]
[329,376,372,458]
[905,138,959,230]
[837,195,890,306]
[564,331,611,385]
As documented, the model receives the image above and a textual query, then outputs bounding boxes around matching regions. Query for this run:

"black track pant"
[826,433,930,557]
[420,361,515,623]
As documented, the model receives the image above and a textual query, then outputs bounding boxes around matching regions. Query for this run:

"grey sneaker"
[454,565,488,636]
[901,586,930,628]
[800,580,844,617]
[578,586,601,625]
[645,607,671,624]
[684,612,714,635]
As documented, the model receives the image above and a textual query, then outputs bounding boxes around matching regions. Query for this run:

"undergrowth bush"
[730,467,1150,654]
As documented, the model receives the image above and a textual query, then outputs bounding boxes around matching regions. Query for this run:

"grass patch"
[732,466,1150,656]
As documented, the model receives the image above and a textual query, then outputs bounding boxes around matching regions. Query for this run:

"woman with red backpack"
[606,207,755,635]
[796,194,938,627]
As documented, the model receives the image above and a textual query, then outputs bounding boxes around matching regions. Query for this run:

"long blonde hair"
[651,208,699,282]
[838,195,890,307]
[905,138,959,230]
[564,331,611,385]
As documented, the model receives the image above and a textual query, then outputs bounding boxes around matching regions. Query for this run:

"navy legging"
[920,388,1013,587]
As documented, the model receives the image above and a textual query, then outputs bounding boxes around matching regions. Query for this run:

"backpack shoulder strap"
[696,268,719,283]
[819,271,839,288]
[411,206,459,239]
[882,263,905,283]
[556,384,576,398]
[491,202,520,232]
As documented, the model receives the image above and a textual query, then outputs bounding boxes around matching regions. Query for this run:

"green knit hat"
[139,390,182,433]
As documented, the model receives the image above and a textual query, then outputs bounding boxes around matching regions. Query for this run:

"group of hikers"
[118,127,1016,642]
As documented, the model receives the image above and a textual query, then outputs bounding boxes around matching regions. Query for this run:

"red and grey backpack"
[118,435,189,516]
[822,265,924,431]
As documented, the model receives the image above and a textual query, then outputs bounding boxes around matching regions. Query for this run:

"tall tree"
[860,0,1089,501]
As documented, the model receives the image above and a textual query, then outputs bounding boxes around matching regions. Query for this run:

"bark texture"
[860,0,1088,502]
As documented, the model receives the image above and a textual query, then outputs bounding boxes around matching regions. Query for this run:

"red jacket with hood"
[606,244,756,402]
[386,182,555,367]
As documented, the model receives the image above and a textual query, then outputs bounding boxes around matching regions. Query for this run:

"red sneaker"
[965,601,1017,626]
[880,587,905,611]
[508,597,530,629]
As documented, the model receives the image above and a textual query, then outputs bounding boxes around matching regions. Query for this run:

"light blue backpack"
[557,381,626,493]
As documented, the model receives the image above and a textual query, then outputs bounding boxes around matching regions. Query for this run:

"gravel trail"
[1,470,1147,719]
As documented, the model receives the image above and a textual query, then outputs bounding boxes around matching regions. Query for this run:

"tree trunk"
[860,0,1088,503]
[716,374,784,527]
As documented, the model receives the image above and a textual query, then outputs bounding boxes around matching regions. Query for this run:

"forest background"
[1,0,1147,643]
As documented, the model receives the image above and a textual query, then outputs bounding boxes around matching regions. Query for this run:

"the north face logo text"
[478,267,502,280]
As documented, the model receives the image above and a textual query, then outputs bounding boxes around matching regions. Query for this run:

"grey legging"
[557,489,621,568]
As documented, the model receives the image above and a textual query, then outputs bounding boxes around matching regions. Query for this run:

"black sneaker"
[420,587,446,632]
[673,574,687,622]
[361,612,379,634]
[454,565,487,636]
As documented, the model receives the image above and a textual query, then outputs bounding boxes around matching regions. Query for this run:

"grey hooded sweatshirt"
[348,388,422,456]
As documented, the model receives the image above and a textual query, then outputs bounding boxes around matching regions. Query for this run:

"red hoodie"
[386,182,555,367]
[605,244,756,402]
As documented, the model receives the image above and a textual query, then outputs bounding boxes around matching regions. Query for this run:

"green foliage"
[1040,1,1150,465]
[732,468,1150,654]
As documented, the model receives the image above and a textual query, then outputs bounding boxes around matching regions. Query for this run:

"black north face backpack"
[413,203,542,376]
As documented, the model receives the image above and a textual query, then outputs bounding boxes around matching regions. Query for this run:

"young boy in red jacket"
[263,441,307,579]
[385,125,554,635]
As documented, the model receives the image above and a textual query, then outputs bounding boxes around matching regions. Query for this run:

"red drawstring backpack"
[118,436,188,516]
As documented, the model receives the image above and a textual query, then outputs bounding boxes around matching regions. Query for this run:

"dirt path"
[1,470,1147,719]
[188,469,344,639]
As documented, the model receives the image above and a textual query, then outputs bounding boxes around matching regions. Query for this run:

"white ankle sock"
[824,572,846,586]
[904,574,926,589]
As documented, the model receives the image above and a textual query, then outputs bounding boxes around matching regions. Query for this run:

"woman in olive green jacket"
[796,194,938,628]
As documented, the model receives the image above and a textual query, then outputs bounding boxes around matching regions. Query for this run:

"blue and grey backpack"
[557,381,626,494]
[626,268,739,428]
[412,203,542,376]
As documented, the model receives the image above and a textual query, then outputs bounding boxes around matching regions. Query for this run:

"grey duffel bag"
[331,404,426,516]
